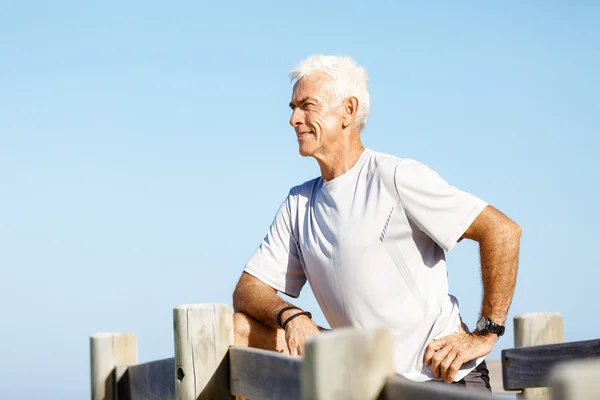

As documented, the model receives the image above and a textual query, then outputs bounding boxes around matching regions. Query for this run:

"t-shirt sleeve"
[394,160,488,252]
[243,190,307,298]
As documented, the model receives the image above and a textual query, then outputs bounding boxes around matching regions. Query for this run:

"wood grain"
[301,327,394,400]
[173,304,234,400]
[117,358,175,400]
[513,312,564,400]
[229,346,302,400]
[502,338,600,390]
[90,332,138,400]
[514,312,564,349]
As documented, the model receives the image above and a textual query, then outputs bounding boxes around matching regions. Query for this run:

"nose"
[289,107,303,128]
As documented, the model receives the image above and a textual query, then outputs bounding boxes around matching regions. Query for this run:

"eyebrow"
[289,97,319,109]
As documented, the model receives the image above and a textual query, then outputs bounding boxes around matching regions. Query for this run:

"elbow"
[485,215,522,247]
[232,292,244,314]
[508,220,522,242]
[493,219,521,252]
[232,278,246,313]
[232,271,276,313]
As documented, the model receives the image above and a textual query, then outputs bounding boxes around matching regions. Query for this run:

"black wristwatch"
[474,316,505,337]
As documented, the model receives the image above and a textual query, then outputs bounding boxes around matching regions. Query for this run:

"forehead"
[291,73,333,101]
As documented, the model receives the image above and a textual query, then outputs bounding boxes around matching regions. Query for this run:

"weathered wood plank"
[383,375,495,399]
[514,312,564,349]
[173,304,234,400]
[550,357,600,400]
[90,332,138,400]
[301,327,394,400]
[513,312,564,400]
[486,359,521,395]
[117,358,175,400]
[229,346,302,400]
[502,338,600,390]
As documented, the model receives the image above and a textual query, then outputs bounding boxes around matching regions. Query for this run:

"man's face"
[289,74,344,157]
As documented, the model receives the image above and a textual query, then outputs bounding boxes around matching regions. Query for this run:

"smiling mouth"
[297,132,313,138]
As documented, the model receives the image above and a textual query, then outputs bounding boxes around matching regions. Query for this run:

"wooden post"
[514,312,564,400]
[173,304,234,400]
[90,332,138,400]
[301,327,394,400]
[549,358,600,400]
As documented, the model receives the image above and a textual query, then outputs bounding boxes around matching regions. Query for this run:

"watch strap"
[476,316,505,337]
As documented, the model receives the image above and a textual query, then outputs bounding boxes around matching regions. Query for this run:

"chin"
[298,144,317,157]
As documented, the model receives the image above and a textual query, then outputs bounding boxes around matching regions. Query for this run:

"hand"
[283,313,321,356]
[424,332,496,383]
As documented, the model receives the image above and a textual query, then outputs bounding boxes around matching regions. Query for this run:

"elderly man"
[232,54,521,391]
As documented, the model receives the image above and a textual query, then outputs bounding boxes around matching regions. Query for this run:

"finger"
[444,350,465,384]
[297,340,305,356]
[288,340,298,357]
[431,344,454,379]
[424,336,451,366]
[439,349,461,383]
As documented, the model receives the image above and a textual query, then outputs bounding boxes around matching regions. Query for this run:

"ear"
[341,96,359,129]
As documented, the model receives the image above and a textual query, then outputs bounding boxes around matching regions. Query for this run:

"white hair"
[289,54,370,132]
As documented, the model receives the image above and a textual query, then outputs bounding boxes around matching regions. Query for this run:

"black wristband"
[282,311,312,330]
[277,306,302,328]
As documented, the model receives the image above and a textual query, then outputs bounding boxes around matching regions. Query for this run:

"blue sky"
[1,1,598,398]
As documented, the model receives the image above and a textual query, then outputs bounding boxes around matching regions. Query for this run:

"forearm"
[479,224,521,324]
[232,272,301,329]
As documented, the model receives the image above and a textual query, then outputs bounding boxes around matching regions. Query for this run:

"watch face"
[476,318,487,331]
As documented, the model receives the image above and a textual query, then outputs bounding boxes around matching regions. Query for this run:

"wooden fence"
[90,305,600,400]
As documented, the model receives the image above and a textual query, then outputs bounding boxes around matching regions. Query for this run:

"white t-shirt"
[244,148,488,382]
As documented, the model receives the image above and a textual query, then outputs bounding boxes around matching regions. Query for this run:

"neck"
[315,135,365,182]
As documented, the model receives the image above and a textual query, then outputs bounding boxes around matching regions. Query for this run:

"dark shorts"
[427,360,492,392]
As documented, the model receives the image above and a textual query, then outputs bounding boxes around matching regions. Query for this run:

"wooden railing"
[90,305,600,400]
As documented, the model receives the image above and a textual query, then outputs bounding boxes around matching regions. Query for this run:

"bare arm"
[233,271,320,355]
[232,271,305,329]
[425,204,521,383]
[461,204,522,326]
